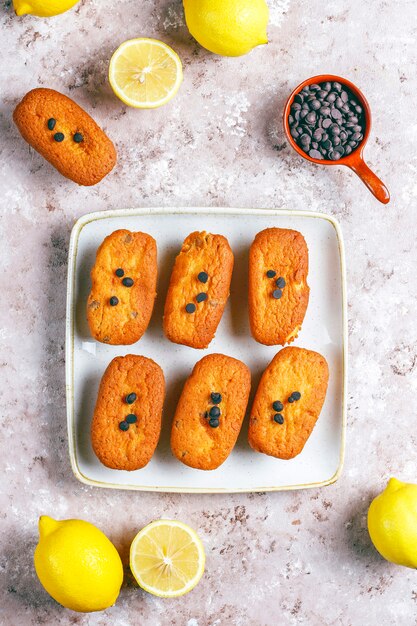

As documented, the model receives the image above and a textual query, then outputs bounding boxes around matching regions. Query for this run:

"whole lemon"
[368,478,417,568]
[34,516,123,612]
[13,0,80,17]
[183,0,269,57]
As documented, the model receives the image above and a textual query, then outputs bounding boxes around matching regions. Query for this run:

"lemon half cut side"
[109,38,183,109]
[130,519,205,597]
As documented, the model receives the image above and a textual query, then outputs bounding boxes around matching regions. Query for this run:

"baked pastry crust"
[87,229,157,345]
[13,88,116,186]
[248,347,329,459]
[91,355,165,471]
[163,232,234,349]
[171,353,251,470]
[248,228,310,345]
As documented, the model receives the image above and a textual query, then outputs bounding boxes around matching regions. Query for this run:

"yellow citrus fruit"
[34,516,123,612]
[13,0,80,17]
[183,0,269,57]
[109,38,183,109]
[130,519,205,597]
[368,477,417,568]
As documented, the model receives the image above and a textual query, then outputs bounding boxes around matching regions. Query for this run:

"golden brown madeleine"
[249,228,310,345]
[13,88,116,186]
[91,355,165,471]
[163,232,234,349]
[171,353,251,470]
[248,347,329,459]
[87,229,157,345]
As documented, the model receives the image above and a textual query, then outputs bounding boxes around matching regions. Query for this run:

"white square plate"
[66,208,347,493]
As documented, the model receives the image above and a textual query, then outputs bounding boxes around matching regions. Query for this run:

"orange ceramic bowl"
[283,74,390,204]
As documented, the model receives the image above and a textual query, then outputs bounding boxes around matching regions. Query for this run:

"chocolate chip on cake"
[197,271,208,283]
[54,132,64,142]
[47,118,56,130]
[122,277,134,287]
[126,414,137,424]
[126,392,137,404]
[115,268,124,277]
[210,392,222,404]
[272,400,284,412]
[266,270,276,278]
[273,414,284,424]
[209,406,221,418]
[119,421,129,431]
[196,292,208,303]
[185,303,196,313]
[109,296,119,306]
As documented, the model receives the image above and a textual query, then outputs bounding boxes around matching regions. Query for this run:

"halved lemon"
[109,38,183,109]
[130,520,205,597]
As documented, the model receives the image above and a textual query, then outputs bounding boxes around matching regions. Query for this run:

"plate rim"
[66,207,348,493]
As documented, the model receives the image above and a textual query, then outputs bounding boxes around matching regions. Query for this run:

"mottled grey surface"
[1,0,417,624]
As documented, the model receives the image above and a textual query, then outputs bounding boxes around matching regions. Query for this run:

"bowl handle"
[348,154,390,204]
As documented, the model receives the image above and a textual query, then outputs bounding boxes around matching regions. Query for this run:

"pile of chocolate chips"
[288,80,366,161]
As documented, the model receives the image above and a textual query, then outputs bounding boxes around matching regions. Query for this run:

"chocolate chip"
[209,406,220,418]
[119,421,129,431]
[291,391,301,401]
[126,414,137,424]
[122,277,134,287]
[73,132,83,143]
[126,393,137,404]
[53,132,64,142]
[309,149,323,159]
[273,414,284,424]
[196,293,207,303]
[185,303,196,313]
[197,271,208,283]
[272,289,283,299]
[306,111,317,125]
[109,296,119,306]
[47,118,56,130]
[211,392,222,404]
[288,396,295,403]
[276,277,286,288]
[209,419,219,428]
[272,400,284,412]
[115,268,124,277]
[266,270,276,278]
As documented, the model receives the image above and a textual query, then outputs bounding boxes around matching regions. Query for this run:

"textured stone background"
[1,0,417,624]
